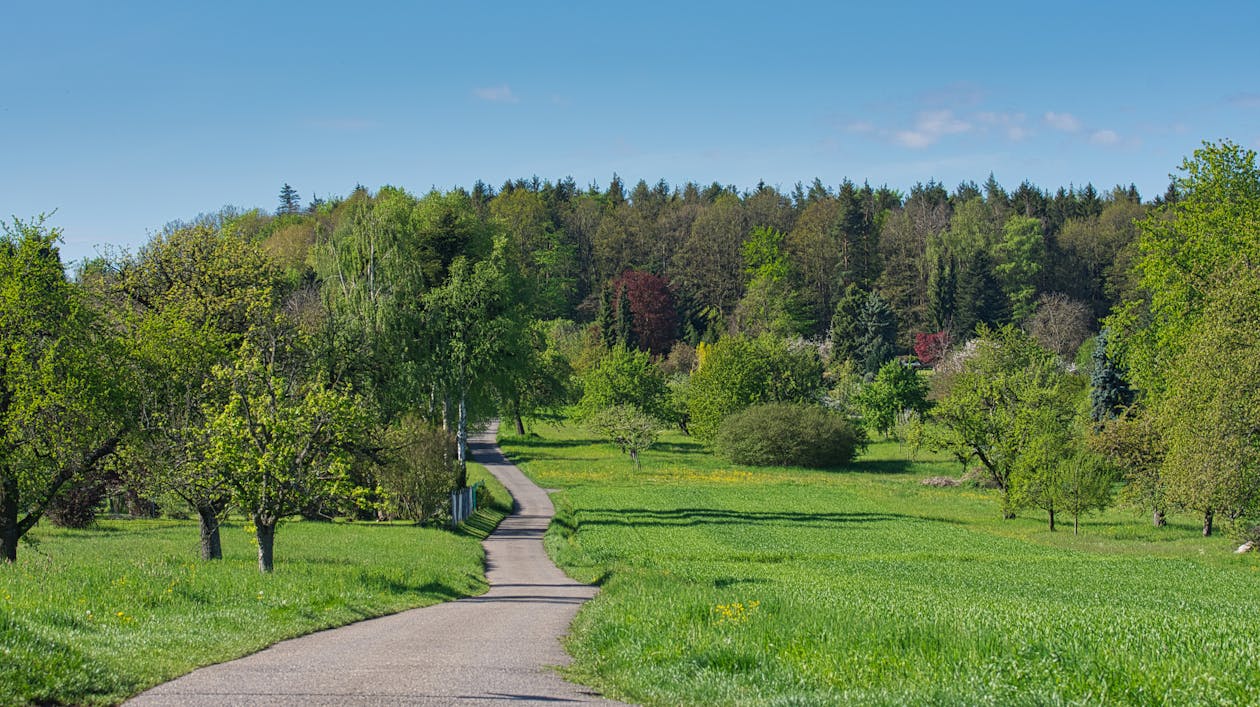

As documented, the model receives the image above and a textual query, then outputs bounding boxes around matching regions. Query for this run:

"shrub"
[378,416,459,524]
[713,403,866,469]
[689,335,824,441]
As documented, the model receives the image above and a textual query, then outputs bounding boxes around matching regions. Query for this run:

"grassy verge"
[501,423,1260,706]
[0,468,511,706]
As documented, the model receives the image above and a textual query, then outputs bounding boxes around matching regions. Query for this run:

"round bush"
[713,403,866,468]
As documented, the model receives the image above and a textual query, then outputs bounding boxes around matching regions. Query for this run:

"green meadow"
[501,425,1260,706]
[0,464,510,706]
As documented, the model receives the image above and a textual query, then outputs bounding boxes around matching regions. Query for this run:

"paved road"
[130,423,623,706]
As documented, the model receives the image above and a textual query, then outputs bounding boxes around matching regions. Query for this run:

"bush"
[713,403,866,468]
[689,335,824,441]
[377,415,459,524]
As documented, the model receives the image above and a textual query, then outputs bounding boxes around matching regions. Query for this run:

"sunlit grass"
[0,464,509,706]
[501,422,1260,706]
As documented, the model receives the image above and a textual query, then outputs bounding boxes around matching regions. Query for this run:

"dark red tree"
[611,270,678,356]
[914,330,952,367]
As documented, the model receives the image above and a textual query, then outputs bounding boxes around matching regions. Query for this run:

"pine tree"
[278,183,301,215]
[1090,330,1133,423]
[856,291,897,376]
[954,250,1008,337]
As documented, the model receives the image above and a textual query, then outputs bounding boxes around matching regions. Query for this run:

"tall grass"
[503,423,1260,706]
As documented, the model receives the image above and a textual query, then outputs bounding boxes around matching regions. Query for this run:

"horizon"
[4,1,1257,265]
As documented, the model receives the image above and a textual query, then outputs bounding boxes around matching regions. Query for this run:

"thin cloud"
[473,85,519,103]
[1090,129,1120,146]
[976,112,1030,141]
[1044,111,1082,132]
[893,110,972,148]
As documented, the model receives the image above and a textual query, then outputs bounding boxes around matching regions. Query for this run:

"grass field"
[0,462,510,706]
[501,424,1260,706]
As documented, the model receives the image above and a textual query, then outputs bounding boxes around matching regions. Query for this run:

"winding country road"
[129,423,623,706]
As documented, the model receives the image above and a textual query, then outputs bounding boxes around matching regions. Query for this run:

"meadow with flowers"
[501,425,1260,706]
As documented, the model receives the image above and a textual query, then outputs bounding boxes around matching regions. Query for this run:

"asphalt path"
[129,423,623,706]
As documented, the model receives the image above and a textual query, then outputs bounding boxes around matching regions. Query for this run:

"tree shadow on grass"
[651,440,710,457]
[575,507,914,530]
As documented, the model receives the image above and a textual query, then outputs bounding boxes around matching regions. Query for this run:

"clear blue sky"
[3,1,1257,264]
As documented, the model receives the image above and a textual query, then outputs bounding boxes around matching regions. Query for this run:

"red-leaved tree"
[914,330,952,367]
[611,270,678,356]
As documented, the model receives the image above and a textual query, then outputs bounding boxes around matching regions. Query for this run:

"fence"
[450,481,484,527]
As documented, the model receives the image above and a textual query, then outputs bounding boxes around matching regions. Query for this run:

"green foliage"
[0,217,131,561]
[688,335,824,442]
[1111,140,1260,398]
[713,403,865,468]
[856,361,929,437]
[855,289,897,375]
[993,215,1046,322]
[0,518,494,705]
[931,325,1083,517]
[586,404,660,468]
[576,345,670,424]
[1156,268,1260,533]
[202,331,370,572]
[1012,433,1115,532]
[1089,329,1132,422]
[378,416,459,523]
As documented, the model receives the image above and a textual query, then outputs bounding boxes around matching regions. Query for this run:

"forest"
[3,138,1258,572]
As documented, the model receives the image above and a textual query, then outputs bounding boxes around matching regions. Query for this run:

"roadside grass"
[501,423,1260,706]
[0,461,509,706]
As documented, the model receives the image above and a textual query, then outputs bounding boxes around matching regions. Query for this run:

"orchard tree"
[203,329,368,572]
[576,345,671,423]
[0,218,131,562]
[587,404,659,469]
[932,325,1082,518]
[1157,268,1260,536]
[857,361,929,437]
[114,225,282,559]
[1110,140,1260,398]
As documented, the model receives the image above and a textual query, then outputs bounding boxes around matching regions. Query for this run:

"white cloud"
[890,110,972,148]
[1090,129,1120,145]
[976,112,1030,141]
[1044,111,1082,132]
[894,130,935,148]
[473,85,518,103]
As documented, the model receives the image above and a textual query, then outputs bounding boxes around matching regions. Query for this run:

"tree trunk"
[514,411,525,437]
[456,393,468,488]
[1073,512,1080,535]
[1203,508,1214,537]
[1153,508,1166,527]
[1048,506,1055,532]
[254,515,277,573]
[196,504,223,561]
[1,476,19,563]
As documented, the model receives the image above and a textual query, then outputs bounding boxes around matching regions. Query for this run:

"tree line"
[2,139,1254,571]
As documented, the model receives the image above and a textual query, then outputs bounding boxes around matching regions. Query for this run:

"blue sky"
[3,1,1257,264]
